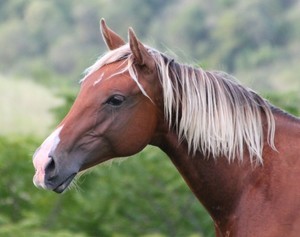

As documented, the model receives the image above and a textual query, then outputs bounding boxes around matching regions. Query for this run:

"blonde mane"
[82,44,276,164]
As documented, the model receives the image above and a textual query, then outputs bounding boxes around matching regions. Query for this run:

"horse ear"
[128,27,155,70]
[100,18,125,50]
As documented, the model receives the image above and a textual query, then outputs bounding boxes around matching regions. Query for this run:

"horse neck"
[152,105,300,235]
[155,128,253,227]
[155,107,300,226]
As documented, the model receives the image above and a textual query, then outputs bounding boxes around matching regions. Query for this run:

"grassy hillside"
[0,76,63,137]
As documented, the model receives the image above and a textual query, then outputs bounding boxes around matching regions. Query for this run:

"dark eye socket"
[106,95,126,106]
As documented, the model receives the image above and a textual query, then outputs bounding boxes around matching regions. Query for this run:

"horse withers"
[33,19,300,236]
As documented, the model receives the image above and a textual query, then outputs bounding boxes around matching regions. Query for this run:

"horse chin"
[53,173,77,194]
[79,157,109,172]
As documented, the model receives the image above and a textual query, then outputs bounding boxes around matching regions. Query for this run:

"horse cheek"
[114,108,157,157]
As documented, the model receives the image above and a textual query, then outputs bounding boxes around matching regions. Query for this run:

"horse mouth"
[53,173,77,193]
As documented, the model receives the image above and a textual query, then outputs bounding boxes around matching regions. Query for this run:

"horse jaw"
[32,126,63,189]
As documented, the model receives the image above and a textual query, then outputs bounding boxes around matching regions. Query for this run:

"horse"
[33,19,300,236]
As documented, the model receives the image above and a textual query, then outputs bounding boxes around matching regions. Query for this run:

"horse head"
[33,20,163,193]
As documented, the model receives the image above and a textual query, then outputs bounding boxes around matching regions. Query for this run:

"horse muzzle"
[33,154,78,193]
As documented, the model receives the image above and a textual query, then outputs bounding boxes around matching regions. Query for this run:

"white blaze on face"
[93,72,105,86]
[33,126,63,189]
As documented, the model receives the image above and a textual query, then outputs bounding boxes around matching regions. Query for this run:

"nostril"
[45,155,56,179]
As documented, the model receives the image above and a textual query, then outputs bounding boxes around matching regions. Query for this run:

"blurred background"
[0,0,299,236]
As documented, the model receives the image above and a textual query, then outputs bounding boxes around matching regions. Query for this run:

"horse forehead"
[84,72,139,97]
[85,63,132,87]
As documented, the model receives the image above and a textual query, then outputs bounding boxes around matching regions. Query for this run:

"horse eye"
[106,95,125,106]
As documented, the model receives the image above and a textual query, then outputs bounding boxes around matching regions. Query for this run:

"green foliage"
[1,0,299,92]
[58,147,213,236]
[0,137,83,236]
[51,89,78,122]
[266,92,300,116]
[0,136,37,221]
[0,136,213,236]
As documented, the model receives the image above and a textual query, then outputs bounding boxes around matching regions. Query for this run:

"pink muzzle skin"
[33,126,63,189]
